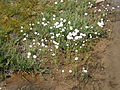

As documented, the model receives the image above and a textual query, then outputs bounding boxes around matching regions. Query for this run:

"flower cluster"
[97,19,104,28]
[67,30,86,40]
[17,0,112,75]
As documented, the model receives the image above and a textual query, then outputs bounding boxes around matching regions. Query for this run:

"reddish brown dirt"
[0,73,71,90]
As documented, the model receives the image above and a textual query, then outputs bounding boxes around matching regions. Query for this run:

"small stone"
[95,0,105,3]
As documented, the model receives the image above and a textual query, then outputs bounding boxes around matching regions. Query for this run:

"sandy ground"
[99,1,120,89]
[102,21,120,90]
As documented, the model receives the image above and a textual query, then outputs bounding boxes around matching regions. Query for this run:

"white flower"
[33,55,37,59]
[23,38,27,41]
[70,26,73,30]
[53,14,56,17]
[55,22,63,28]
[91,26,93,29]
[83,69,88,73]
[53,18,56,20]
[34,32,38,35]
[85,26,89,29]
[43,23,47,26]
[55,2,58,4]
[74,29,79,33]
[68,21,71,24]
[41,22,44,25]
[37,42,40,45]
[51,36,55,39]
[98,33,100,35]
[37,33,40,35]
[83,41,85,43]
[82,44,85,46]
[59,22,63,27]
[55,45,59,49]
[97,20,104,27]
[20,30,23,32]
[56,33,60,37]
[72,32,77,36]
[54,22,59,26]
[50,49,53,51]
[29,45,32,48]
[41,39,44,42]
[32,39,36,42]
[61,28,65,32]
[62,70,64,73]
[66,44,69,46]
[95,32,97,34]
[21,26,23,29]
[80,33,86,37]
[41,43,45,47]
[42,17,46,21]
[84,13,88,16]
[74,36,80,40]
[53,41,59,45]
[37,21,40,24]
[67,35,73,40]
[64,27,66,29]
[117,6,120,8]
[23,33,26,36]
[90,34,92,38]
[27,56,30,58]
[75,50,78,52]
[33,42,35,45]
[29,23,32,26]
[32,23,35,26]
[52,53,55,56]
[94,7,97,9]
[45,45,48,48]
[60,0,64,2]
[98,9,101,12]
[69,70,72,73]
[60,18,64,21]
[112,7,115,10]
[30,28,32,30]
[106,4,110,7]
[27,52,31,56]
[50,27,53,29]
[82,67,88,73]
[63,19,66,22]
[26,34,28,37]
[75,57,79,60]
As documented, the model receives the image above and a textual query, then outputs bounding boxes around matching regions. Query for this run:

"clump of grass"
[0,0,110,83]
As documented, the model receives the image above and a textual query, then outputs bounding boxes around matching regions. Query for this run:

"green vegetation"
[0,0,108,82]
